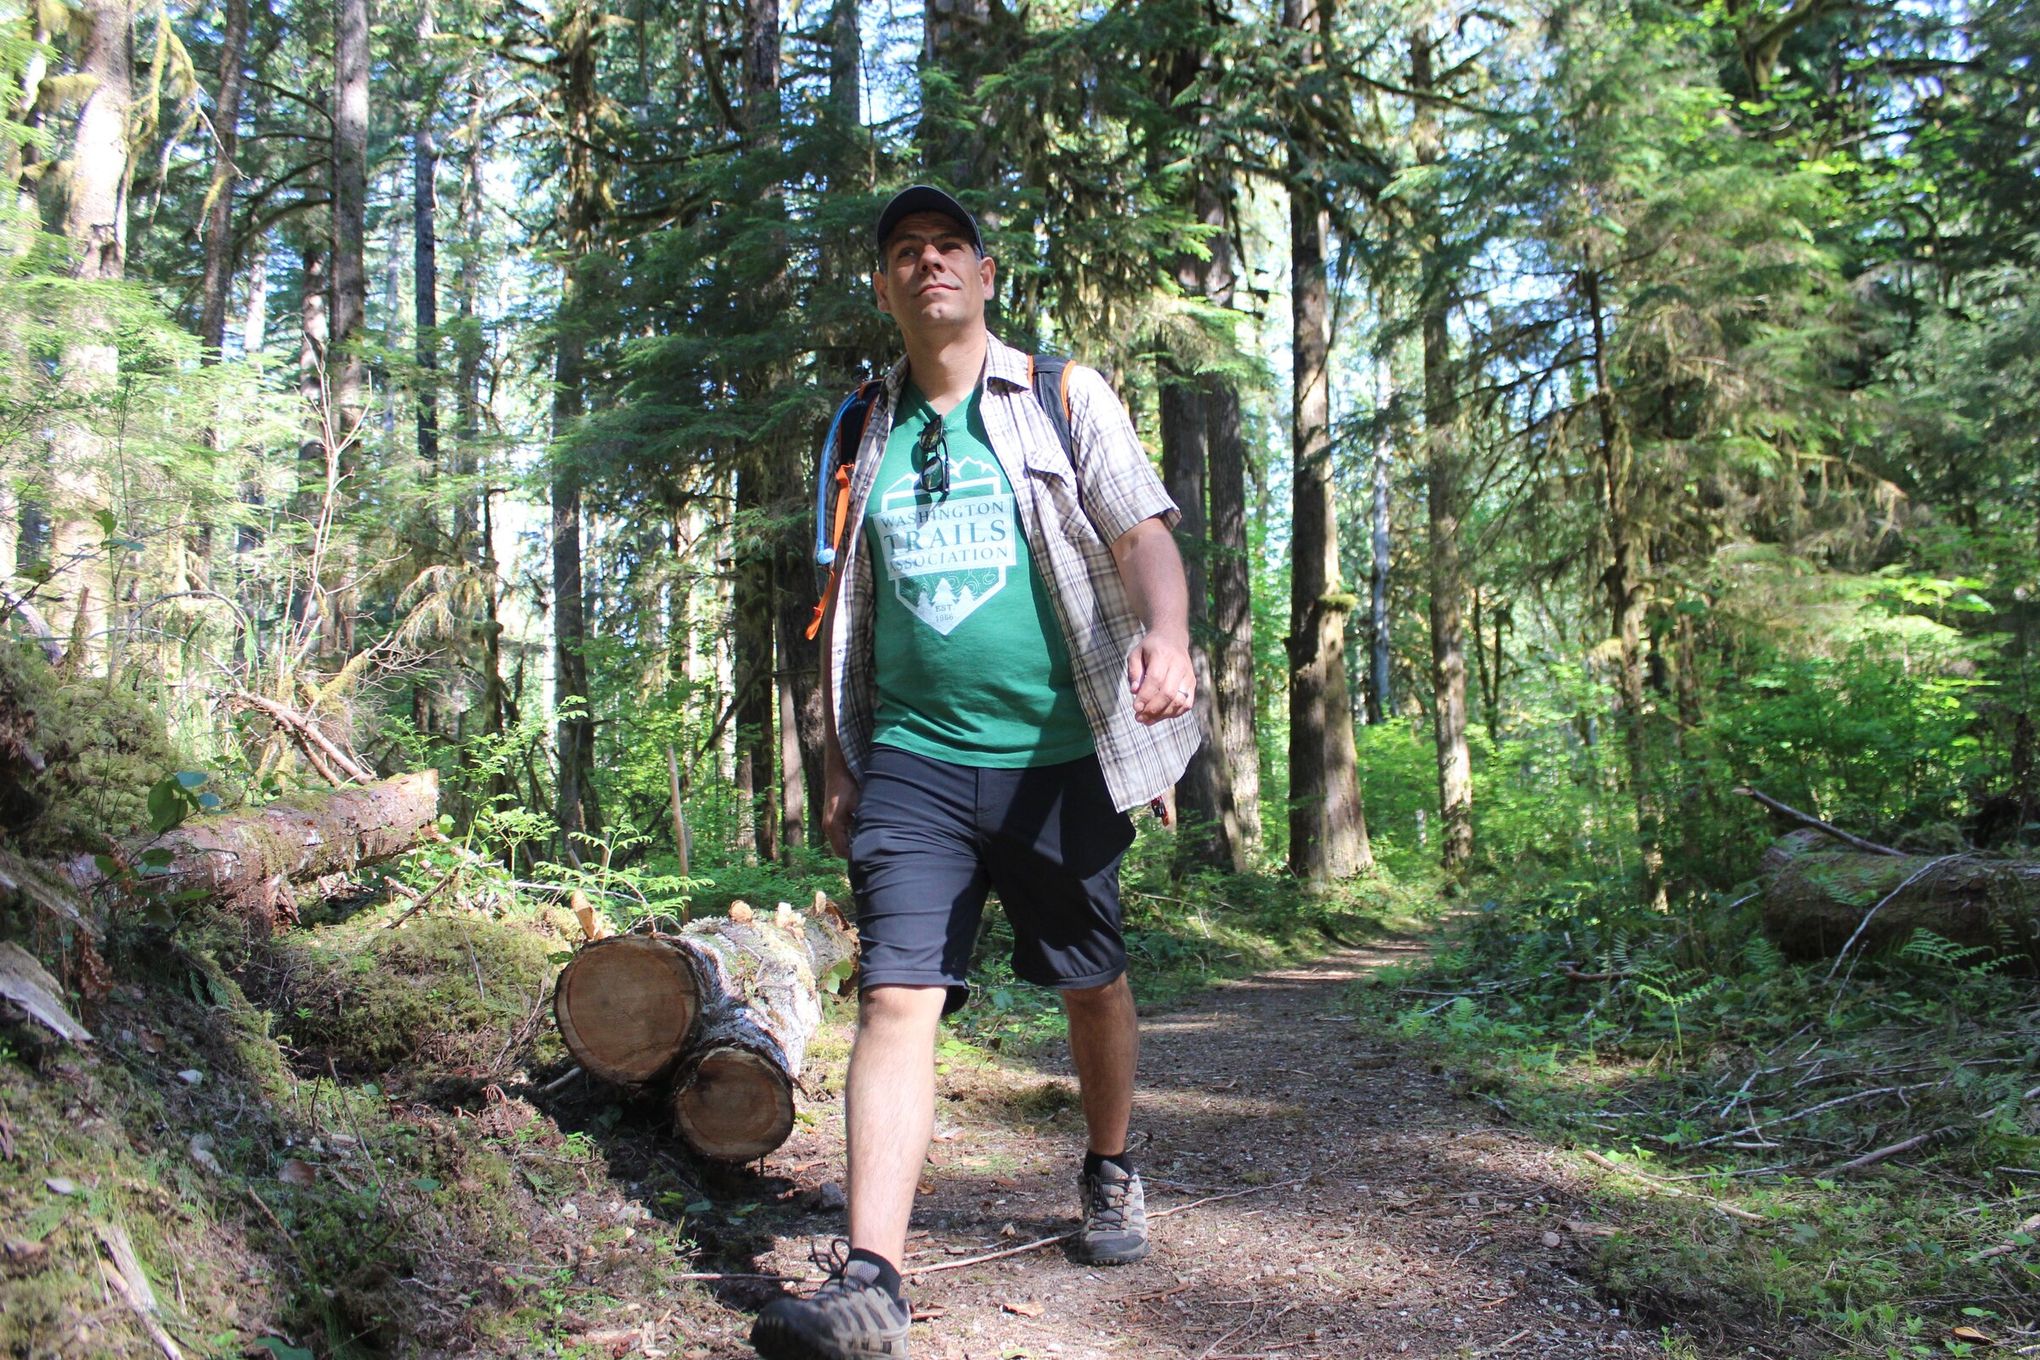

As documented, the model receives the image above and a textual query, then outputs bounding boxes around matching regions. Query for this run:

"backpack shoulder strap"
[1028,354,1076,460]
[814,379,882,569]
[806,378,882,642]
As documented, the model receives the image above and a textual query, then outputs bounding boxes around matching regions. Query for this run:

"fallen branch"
[1834,1127,1954,1175]
[1693,1080,1947,1149]
[679,1177,1313,1287]
[904,1176,1309,1278]
[61,771,439,932]
[1733,787,1904,857]
[1968,1211,2040,1264]
[229,691,375,785]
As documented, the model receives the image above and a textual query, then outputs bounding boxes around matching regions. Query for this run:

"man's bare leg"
[1061,973,1138,1156]
[845,984,948,1267]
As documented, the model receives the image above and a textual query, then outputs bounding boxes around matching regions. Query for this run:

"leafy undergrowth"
[1347,885,2040,1358]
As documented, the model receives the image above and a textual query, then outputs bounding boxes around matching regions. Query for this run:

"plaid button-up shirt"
[824,331,1200,813]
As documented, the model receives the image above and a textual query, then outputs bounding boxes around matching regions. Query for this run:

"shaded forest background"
[3,0,2036,900]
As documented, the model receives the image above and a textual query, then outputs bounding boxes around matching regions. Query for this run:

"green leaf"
[174,771,208,789]
[251,1341,316,1360]
[138,847,175,868]
[196,792,223,811]
[146,779,187,835]
[411,1176,441,1192]
[92,509,117,535]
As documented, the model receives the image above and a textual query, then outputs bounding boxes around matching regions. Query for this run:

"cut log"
[669,897,857,1161]
[551,933,705,1086]
[1759,829,2040,964]
[61,771,440,932]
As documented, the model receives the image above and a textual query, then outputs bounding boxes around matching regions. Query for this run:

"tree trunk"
[1366,354,1392,725]
[1412,24,1472,874]
[1162,369,1241,873]
[1582,260,1665,910]
[1284,0,1371,882]
[62,772,439,933]
[1758,830,2040,965]
[1208,375,1261,853]
[413,4,441,479]
[551,0,605,858]
[197,0,250,358]
[452,68,487,557]
[48,0,133,672]
[919,0,990,184]
[331,0,369,438]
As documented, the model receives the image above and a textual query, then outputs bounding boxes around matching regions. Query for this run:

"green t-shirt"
[864,385,1096,767]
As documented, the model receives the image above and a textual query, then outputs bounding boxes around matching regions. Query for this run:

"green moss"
[0,638,180,853]
[261,914,562,1077]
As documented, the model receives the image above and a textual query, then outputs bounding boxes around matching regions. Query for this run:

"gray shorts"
[847,745,1137,1015]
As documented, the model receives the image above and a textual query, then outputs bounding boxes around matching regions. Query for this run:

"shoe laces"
[1086,1171,1133,1230]
[807,1238,890,1300]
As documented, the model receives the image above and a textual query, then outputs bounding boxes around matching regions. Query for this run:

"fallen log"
[1758,829,2040,964]
[669,899,857,1161]
[549,895,859,1159]
[61,771,440,932]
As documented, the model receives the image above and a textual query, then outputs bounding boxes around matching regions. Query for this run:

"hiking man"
[750,184,1199,1360]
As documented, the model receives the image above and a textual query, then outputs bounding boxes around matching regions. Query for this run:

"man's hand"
[822,756,861,859]
[1127,631,1194,725]
[1110,516,1195,725]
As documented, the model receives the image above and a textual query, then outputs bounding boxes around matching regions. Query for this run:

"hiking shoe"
[1074,1160,1150,1265]
[751,1242,911,1360]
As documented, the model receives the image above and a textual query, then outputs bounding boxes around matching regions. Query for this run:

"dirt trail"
[685,943,1665,1359]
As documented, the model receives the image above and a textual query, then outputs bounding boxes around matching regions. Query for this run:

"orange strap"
[804,463,856,641]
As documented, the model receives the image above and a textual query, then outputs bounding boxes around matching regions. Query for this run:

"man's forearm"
[1111,517,1190,644]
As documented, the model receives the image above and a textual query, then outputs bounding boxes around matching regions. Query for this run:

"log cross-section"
[552,934,706,1087]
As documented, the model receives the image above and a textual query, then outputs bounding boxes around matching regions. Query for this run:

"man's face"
[872,210,996,338]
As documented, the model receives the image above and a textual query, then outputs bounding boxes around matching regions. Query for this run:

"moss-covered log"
[1758,829,2040,964]
[62,771,440,932]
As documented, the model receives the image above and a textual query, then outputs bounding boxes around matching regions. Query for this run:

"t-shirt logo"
[872,453,1017,636]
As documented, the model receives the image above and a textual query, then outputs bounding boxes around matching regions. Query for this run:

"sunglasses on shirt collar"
[915,415,951,496]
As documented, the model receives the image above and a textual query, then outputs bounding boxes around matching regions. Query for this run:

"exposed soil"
[672,943,1694,1360]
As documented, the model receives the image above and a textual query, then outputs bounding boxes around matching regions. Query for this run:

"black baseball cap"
[873,184,984,256]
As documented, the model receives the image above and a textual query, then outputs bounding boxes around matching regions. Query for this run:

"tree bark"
[1284,0,1371,882]
[62,772,440,933]
[1208,374,1261,853]
[1366,354,1392,724]
[48,0,133,672]
[413,2,441,479]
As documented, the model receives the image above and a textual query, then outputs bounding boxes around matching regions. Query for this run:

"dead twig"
[1732,787,1904,857]
[899,1177,1310,1279]
[1834,1127,1955,1175]
[384,864,462,929]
